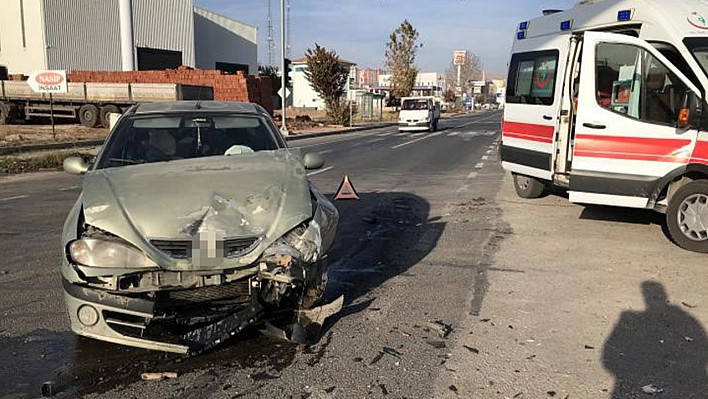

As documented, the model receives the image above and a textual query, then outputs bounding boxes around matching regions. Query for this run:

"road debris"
[140,372,178,381]
[425,340,446,349]
[584,345,595,350]
[641,384,665,395]
[685,336,694,342]
[370,347,403,365]
[547,391,556,397]
[449,384,458,393]
[427,320,453,338]
[681,301,697,308]
[40,381,55,397]
[463,345,479,354]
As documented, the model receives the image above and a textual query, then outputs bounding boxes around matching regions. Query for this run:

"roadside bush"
[0,151,94,174]
[326,99,357,126]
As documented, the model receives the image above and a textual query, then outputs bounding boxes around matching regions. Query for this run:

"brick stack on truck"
[0,79,213,128]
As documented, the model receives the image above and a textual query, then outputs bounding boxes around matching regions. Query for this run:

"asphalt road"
[0,111,505,398]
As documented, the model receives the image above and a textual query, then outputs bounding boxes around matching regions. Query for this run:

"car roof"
[130,101,265,116]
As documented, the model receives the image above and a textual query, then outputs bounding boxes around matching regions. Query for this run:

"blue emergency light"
[617,10,632,21]
[560,20,573,30]
[517,31,526,40]
[519,21,529,30]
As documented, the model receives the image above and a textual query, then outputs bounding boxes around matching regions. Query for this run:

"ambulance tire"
[666,180,708,253]
[512,173,545,199]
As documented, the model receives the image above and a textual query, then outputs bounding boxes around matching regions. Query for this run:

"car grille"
[151,236,261,259]
[161,280,252,308]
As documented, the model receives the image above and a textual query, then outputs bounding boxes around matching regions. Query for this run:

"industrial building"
[0,0,257,75]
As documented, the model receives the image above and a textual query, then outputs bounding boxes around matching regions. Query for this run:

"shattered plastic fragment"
[641,384,665,395]
[141,372,178,381]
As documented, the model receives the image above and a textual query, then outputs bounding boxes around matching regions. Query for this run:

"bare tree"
[444,51,484,94]
[385,20,422,99]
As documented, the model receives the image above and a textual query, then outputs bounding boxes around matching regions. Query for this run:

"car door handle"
[582,123,606,129]
[542,115,553,120]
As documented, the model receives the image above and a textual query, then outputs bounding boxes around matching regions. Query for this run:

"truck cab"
[502,0,708,252]
[398,96,440,132]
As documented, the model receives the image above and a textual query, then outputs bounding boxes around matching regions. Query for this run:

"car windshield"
[684,37,708,78]
[97,113,282,169]
[401,99,429,110]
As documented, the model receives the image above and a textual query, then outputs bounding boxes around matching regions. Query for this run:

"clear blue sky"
[194,0,576,76]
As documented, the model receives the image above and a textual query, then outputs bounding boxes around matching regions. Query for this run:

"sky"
[194,0,576,76]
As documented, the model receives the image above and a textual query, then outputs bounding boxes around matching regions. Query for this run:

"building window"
[136,47,182,70]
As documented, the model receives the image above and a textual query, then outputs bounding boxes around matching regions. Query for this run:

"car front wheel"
[666,180,708,253]
[512,173,545,199]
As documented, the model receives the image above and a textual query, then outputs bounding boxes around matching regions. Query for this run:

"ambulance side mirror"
[678,91,700,129]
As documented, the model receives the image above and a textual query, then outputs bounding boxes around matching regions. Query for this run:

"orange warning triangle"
[335,175,360,200]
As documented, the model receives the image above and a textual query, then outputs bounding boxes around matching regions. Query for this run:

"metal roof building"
[0,0,257,76]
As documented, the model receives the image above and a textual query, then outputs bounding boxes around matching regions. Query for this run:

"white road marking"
[467,171,478,179]
[59,185,80,191]
[482,155,489,161]
[456,184,469,193]
[0,195,28,202]
[366,138,386,144]
[485,149,493,155]
[475,162,484,169]
[411,133,425,138]
[307,166,334,177]
[391,132,443,149]
[447,132,459,137]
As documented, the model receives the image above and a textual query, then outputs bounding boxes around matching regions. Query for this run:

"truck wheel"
[0,102,9,125]
[512,173,545,199]
[99,105,121,128]
[79,104,100,128]
[666,180,708,253]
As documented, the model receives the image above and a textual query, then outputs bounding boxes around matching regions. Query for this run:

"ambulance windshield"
[684,38,708,78]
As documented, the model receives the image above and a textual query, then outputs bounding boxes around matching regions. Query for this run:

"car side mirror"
[678,91,701,129]
[303,153,324,170]
[63,157,89,175]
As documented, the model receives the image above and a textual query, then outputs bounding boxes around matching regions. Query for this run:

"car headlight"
[69,238,158,268]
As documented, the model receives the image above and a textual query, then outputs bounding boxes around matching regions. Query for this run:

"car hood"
[80,149,313,270]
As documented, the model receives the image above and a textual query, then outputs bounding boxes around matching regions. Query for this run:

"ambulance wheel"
[79,104,100,128]
[512,173,545,199]
[666,180,708,253]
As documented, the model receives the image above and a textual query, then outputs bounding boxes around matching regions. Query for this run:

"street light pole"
[280,0,288,135]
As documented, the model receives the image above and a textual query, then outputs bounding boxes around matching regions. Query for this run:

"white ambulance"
[502,0,708,252]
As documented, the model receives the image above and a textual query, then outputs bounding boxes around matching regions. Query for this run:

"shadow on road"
[0,191,441,398]
[579,204,664,226]
[603,281,708,398]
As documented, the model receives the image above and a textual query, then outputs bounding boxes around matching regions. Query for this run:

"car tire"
[78,104,100,128]
[0,102,9,125]
[666,180,708,253]
[512,173,545,199]
[99,105,121,128]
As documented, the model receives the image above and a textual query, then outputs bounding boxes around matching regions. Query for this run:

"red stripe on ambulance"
[502,121,554,144]
[574,135,692,163]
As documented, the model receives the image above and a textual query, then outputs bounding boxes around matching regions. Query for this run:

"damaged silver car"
[60,102,339,354]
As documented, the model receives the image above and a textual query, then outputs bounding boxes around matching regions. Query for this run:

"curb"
[0,123,398,156]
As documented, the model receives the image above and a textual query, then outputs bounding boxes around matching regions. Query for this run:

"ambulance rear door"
[502,34,571,181]
[570,32,701,208]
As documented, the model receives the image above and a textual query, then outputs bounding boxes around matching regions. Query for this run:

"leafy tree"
[304,44,350,124]
[443,89,457,104]
[385,20,422,99]
[444,51,483,94]
[258,65,281,95]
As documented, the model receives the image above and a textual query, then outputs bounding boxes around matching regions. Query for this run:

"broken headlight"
[68,238,158,268]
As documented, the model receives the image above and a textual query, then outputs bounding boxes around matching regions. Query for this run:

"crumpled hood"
[81,149,313,270]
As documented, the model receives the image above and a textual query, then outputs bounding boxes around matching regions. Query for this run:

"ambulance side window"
[507,50,559,106]
[596,43,690,126]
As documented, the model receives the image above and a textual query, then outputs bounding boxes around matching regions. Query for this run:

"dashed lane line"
[467,171,478,179]
[391,132,443,149]
[0,195,29,202]
[474,162,485,169]
[59,185,80,191]
[307,166,335,177]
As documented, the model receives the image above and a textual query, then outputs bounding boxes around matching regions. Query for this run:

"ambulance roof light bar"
[519,21,529,30]
[517,31,526,40]
[617,9,633,21]
[560,20,573,31]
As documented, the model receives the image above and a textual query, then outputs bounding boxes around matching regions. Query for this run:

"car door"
[502,35,570,181]
[569,32,701,208]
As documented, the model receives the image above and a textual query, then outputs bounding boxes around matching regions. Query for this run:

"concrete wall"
[193,7,257,75]
[0,0,48,74]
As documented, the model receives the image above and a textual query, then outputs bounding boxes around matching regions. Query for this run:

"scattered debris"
[379,384,389,395]
[0,270,8,275]
[480,318,491,322]
[547,391,556,397]
[641,384,665,395]
[425,340,446,349]
[370,347,403,365]
[513,392,523,398]
[681,301,697,308]
[427,320,453,338]
[685,336,694,342]
[40,381,55,397]
[260,322,289,341]
[463,345,479,354]
[370,352,385,365]
[141,372,178,381]
[526,355,536,360]
[362,216,377,224]
[584,345,595,350]
[353,357,363,362]
[449,384,458,393]
[325,386,336,393]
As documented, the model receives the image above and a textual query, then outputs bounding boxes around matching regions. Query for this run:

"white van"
[502,0,708,252]
[398,96,441,132]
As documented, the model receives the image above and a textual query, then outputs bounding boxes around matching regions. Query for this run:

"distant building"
[0,0,257,75]
[356,68,383,88]
[291,57,356,109]
[375,72,445,97]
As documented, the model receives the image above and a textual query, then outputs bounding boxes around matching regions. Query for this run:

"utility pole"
[266,0,275,66]
[280,0,288,135]
[286,0,292,58]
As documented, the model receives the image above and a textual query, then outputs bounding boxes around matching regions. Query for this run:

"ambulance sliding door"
[502,35,570,181]
[570,32,701,208]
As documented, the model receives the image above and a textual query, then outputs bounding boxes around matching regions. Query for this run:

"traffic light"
[283,58,292,88]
